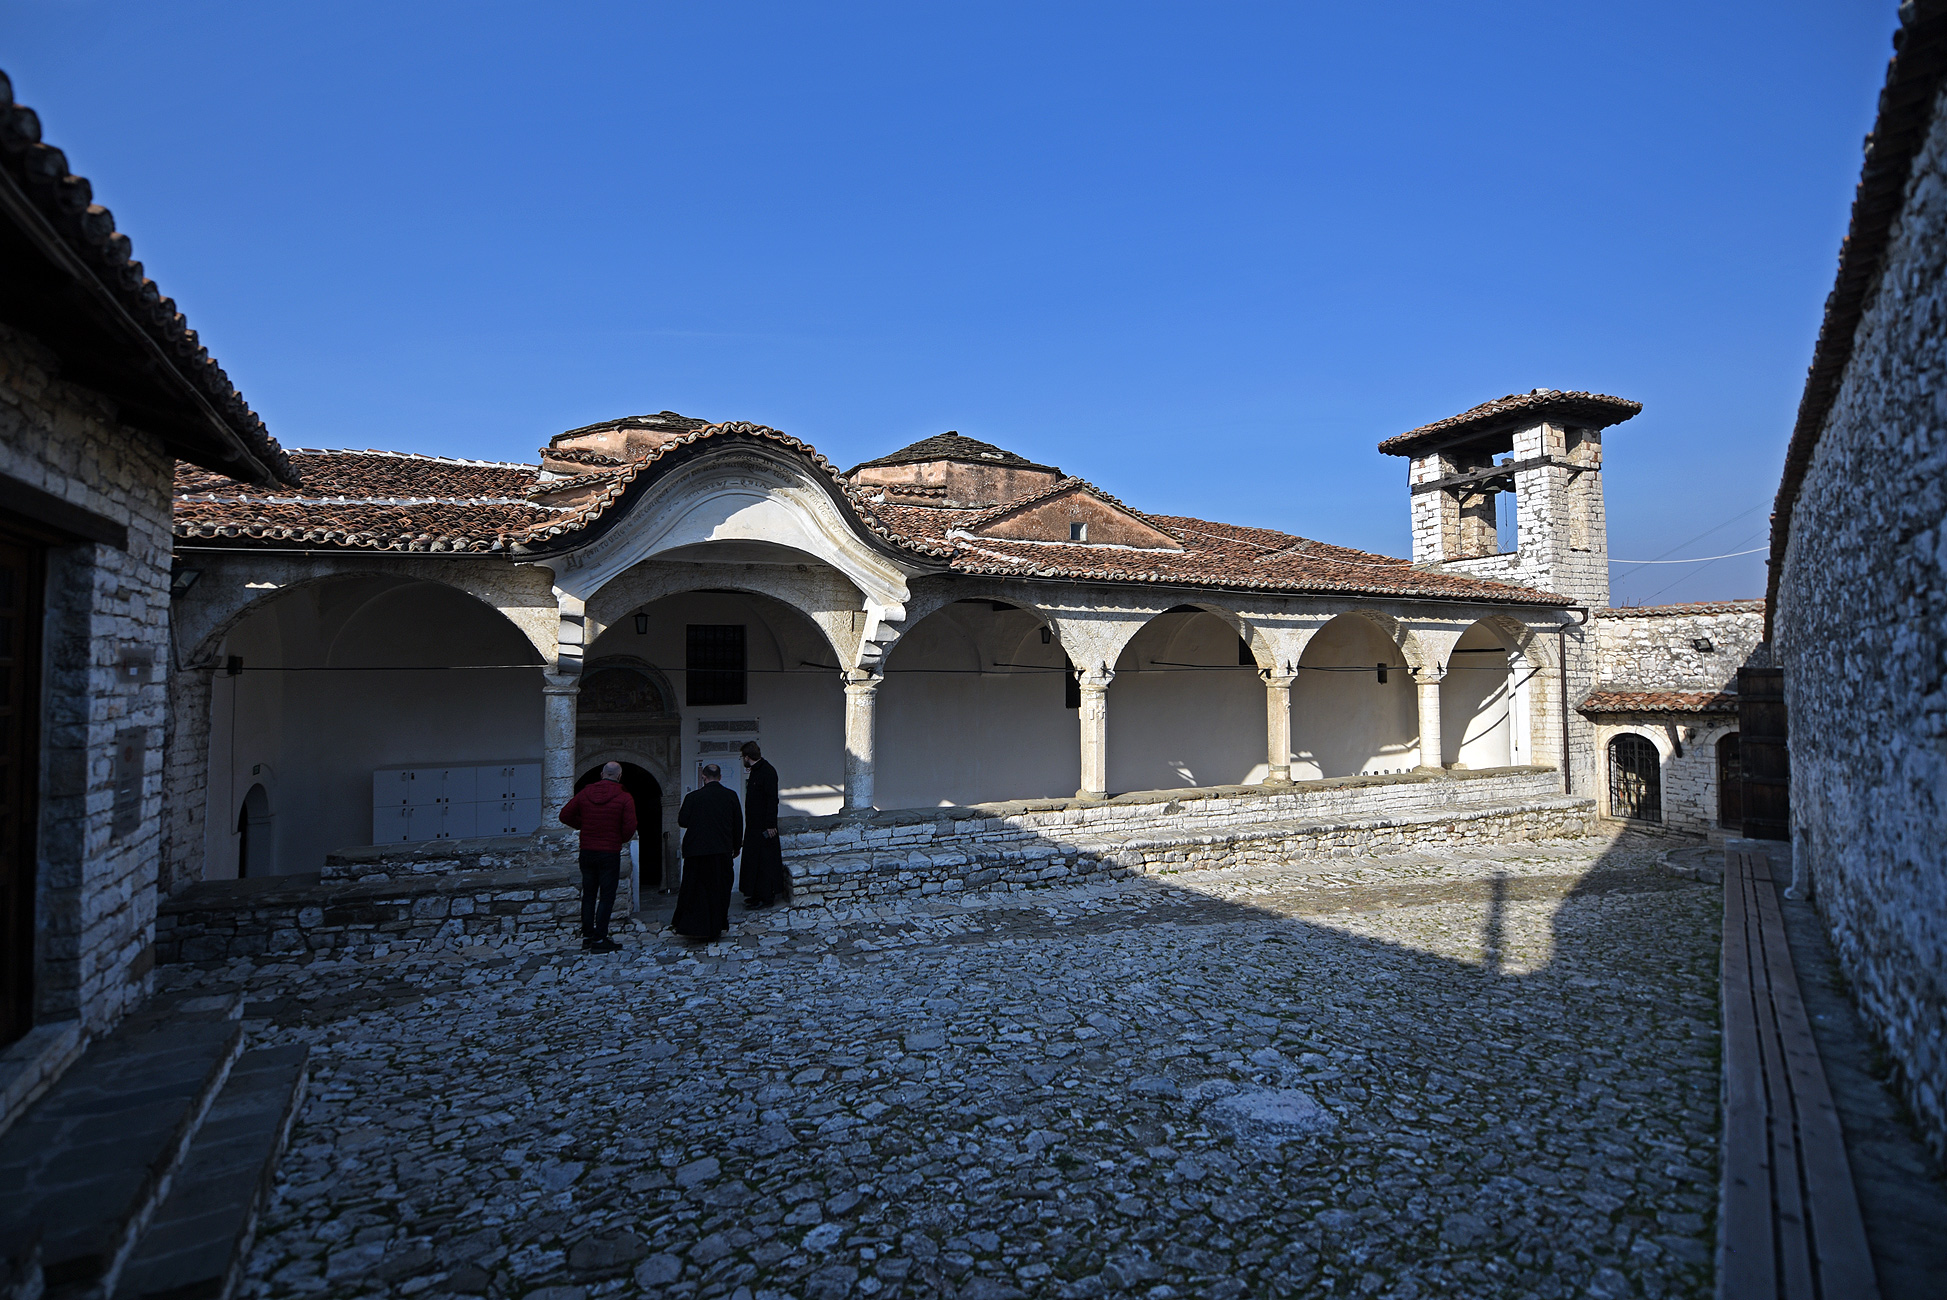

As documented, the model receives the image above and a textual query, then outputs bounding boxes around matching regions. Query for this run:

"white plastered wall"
[1290,614,1420,778]
[1108,610,1268,792]
[585,588,846,816]
[206,575,544,876]
[876,600,1078,807]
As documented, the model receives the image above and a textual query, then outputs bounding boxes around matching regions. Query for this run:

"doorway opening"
[1717,733,1743,829]
[0,527,44,1048]
[575,763,664,895]
[237,783,272,877]
[1607,734,1663,823]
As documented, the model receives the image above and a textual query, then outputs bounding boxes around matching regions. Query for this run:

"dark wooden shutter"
[0,526,44,1047]
[1738,668,1789,842]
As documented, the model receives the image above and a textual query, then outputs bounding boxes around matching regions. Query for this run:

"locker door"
[438,803,477,840]
[437,768,477,806]
[373,804,414,843]
[373,769,413,807]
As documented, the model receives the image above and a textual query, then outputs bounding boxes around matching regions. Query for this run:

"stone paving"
[162,831,1722,1299]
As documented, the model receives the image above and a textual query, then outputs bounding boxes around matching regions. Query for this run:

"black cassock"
[739,758,792,906]
[672,782,742,939]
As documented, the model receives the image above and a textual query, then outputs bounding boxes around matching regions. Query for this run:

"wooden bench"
[1720,844,1878,1299]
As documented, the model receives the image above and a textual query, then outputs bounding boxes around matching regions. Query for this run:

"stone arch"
[1600,726,1669,822]
[185,567,549,881]
[175,560,556,671]
[876,596,1077,808]
[1107,602,1267,792]
[571,758,671,900]
[1438,616,1546,770]
[1292,612,1421,779]
[583,558,862,669]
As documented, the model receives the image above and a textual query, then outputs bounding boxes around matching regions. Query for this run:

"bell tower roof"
[1379,389,1641,458]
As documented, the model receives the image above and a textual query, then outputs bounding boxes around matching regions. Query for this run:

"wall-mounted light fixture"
[1690,637,1714,653]
[1040,626,1052,645]
[169,567,201,598]
[1376,663,1388,684]
[635,613,650,635]
[225,655,244,676]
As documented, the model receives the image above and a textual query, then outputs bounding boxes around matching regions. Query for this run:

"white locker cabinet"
[483,798,541,836]
[431,767,477,805]
[373,768,416,808]
[435,802,477,840]
[484,764,542,801]
[374,804,414,843]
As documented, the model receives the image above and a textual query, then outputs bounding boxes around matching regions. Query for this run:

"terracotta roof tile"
[1379,389,1642,457]
[173,424,1571,605]
[1596,599,1767,619]
[848,431,1058,475]
[1578,689,1739,715]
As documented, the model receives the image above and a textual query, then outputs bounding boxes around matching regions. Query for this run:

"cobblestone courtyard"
[166,833,1722,1299]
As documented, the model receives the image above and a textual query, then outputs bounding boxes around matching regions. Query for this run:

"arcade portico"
[165,393,1636,895]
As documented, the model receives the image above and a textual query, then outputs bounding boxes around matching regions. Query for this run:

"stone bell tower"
[1378,388,1641,609]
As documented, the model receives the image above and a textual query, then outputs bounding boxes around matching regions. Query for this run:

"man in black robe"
[739,741,791,908]
[671,764,742,941]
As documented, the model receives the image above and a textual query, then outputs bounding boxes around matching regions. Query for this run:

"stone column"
[1261,671,1297,784]
[542,674,580,824]
[1413,667,1446,772]
[1076,667,1115,800]
[842,669,880,813]
[159,667,214,892]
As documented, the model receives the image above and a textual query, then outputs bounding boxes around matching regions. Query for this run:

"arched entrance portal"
[575,763,664,897]
[236,783,272,878]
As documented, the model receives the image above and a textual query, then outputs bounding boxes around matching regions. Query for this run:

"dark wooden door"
[1738,668,1789,841]
[1717,733,1743,829]
[0,526,43,1047]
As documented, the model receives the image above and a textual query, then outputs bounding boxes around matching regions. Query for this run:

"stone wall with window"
[1588,715,1741,837]
[1593,602,1769,691]
[0,323,175,1036]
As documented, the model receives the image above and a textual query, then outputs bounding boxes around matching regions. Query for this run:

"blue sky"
[5,2,1899,604]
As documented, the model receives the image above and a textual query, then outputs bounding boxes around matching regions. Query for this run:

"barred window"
[1608,734,1662,822]
[685,625,747,706]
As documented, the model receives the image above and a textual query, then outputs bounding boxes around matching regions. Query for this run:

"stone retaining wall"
[156,769,1590,963]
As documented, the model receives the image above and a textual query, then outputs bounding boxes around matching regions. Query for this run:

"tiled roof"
[550,411,713,445]
[0,70,296,486]
[174,451,554,551]
[173,423,1572,605]
[1579,690,1739,715]
[848,432,1057,474]
[1767,2,1947,634]
[1596,599,1767,619]
[1379,389,1642,457]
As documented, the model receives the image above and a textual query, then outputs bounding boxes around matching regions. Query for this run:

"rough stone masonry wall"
[1594,605,1771,692]
[1775,81,1947,1162]
[153,769,1593,961]
[0,325,175,1035]
[778,767,1585,903]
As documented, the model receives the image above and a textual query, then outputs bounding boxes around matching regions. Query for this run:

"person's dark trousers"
[670,853,734,939]
[579,849,621,939]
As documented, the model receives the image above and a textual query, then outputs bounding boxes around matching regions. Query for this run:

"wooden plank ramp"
[1719,845,1878,1300]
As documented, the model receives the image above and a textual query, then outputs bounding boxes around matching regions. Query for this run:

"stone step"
[113,1045,309,1300]
[0,994,245,1300]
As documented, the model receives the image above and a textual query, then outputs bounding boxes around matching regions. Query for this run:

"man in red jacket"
[558,761,638,953]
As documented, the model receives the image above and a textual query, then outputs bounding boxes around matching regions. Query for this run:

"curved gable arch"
[543,443,927,615]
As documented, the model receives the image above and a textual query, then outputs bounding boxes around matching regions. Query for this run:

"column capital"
[841,668,881,692]
[1078,665,1115,691]
[1410,665,1447,685]
[542,675,581,696]
[1258,669,1299,688]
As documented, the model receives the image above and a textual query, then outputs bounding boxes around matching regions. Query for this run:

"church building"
[163,387,1707,893]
